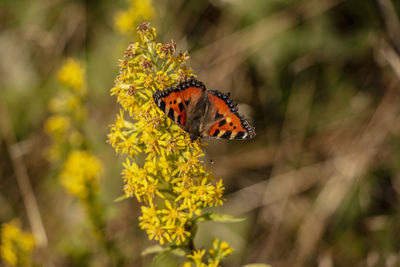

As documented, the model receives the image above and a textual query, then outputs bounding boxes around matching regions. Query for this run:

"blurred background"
[1,0,400,266]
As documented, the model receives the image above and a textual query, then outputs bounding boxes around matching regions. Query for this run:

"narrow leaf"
[169,248,187,257]
[196,213,245,223]
[113,194,128,202]
[142,245,167,256]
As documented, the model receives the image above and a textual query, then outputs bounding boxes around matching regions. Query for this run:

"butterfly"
[153,78,256,142]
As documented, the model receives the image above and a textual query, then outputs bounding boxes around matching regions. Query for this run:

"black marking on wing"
[218,119,226,127]
[167,108,175,121]
[215,112,224,120]
[220,131,232,139]
[238,113,256,138]
[213,129,220,137]
[178,102,184,112]
[235,131,245,139]
[159,100,166,113]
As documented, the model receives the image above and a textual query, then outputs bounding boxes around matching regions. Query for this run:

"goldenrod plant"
[108,22,236,266]
[44,59,86,161]
[0,221,35,266]
[45,59,124,266]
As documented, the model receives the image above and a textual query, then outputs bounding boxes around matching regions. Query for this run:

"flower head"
[0,221,35,266]
[59,150,102,200]
[114,0,155,35]
[57,58,85,93]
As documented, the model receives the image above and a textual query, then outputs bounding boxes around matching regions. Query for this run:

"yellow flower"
[208,238,233,262]
[187,249,206,263]
[207,260,220,267]
[57,58,86,93]
[160,200,181,225]
[44,115,70,139]
[170,220,190,245]
[46,58,89,163]
[0,221,35,266]
[145,220,171,245]
[114,0,155,34]
[59,150,101,200]
[156,41,177,60]
[139,203,159,226]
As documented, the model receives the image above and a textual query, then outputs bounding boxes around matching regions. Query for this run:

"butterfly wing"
[201,90,256,140]
[153,79,206,130]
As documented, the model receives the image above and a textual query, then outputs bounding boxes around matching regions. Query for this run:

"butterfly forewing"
[153,79,206,129]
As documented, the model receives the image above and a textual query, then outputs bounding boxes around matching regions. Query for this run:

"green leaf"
[242,264,271,267]
[196,212,246,223]
[143,245,187,258]
[141,245,168,256]
[152,251,181,267]
[169,248,187,257]
[113,194,128,202]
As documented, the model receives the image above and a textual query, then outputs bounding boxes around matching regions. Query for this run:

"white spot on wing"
[218,130,226,137]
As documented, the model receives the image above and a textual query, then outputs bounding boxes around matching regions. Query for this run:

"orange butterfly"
[153,79,256,142]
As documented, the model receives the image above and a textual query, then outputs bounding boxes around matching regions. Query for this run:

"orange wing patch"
[180,86,204,105]
[206,90,255,140]
[207,93,232,118]
[153,89,186,126]
[153,79,206,127]
[208,113,250,139]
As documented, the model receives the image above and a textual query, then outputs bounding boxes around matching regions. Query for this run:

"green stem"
[84,183,126,266]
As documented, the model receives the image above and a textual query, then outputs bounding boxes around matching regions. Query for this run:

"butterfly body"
[153,79,255,141]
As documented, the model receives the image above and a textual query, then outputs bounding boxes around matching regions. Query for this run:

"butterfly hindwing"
[153,79,206,129]
[205,91,256,140]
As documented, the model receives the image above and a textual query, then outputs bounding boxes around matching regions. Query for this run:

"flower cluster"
[114,0,155,35]
[60,150,102,200]
[183,239,233,267]
[108,22,229,263]
[57,58,86,93]
[0,221,35,266]
[44,58,87,162]
[45,58,101,200]
[45,59,124,265]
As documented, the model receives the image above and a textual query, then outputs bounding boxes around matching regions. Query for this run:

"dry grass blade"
[0,95,48,248]
[291,51,400,266]
[194,0,343,78]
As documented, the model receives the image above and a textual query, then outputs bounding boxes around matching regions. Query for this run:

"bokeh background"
[1,0,400,266]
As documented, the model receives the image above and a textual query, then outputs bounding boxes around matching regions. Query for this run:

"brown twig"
[0,94,48,248]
